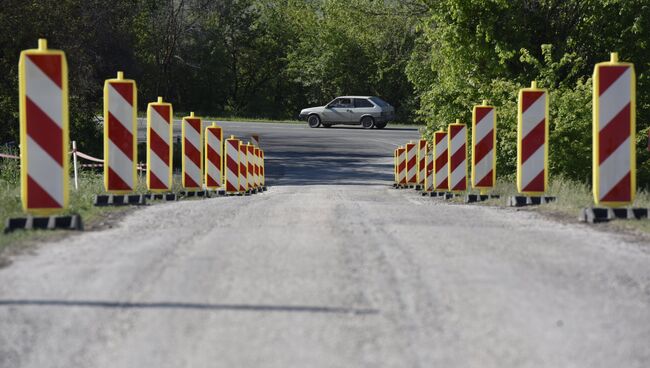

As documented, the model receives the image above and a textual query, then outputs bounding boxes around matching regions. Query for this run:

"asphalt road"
[1,122,650,367]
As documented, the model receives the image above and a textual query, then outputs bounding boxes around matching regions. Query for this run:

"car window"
[336,98,352,107]
[369,97,389,108]
[354,98,374,108]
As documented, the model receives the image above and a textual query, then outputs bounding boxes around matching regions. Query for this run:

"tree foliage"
[0,0,649,187]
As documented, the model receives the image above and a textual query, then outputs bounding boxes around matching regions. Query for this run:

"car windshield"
[369,97,389,107]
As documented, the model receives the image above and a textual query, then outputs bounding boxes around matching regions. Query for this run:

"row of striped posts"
[394,52,636,208]
[19,39,265,215]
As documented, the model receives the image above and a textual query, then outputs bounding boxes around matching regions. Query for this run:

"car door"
[353,98,375,122]
[327,98,354,123]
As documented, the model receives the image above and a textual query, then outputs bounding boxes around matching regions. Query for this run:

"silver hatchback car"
[299,96,395,129]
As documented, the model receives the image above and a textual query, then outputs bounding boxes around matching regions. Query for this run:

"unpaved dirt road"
[1,123,649,367]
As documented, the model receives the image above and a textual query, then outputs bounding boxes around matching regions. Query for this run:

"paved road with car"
[1,122,649,368]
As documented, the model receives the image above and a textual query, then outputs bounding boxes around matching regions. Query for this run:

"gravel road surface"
[1,122,649,367]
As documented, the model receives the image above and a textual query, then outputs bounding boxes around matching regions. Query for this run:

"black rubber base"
[94,194,147,206]
[466,194,501,203]
[179,190,208,198]
[508,196,556,207]
[209,190,227,197]
[5,214,83,234]
[145,193,178,201]
[580,207,649,223]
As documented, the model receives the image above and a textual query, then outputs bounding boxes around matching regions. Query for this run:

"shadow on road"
[0,299,379,315]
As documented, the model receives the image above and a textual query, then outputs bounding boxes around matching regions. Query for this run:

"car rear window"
[354,98,374,108]
[369,97,389,107]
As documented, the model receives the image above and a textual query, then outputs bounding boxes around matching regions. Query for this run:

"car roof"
[336,96,375,99]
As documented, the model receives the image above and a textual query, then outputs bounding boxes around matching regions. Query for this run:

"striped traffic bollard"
[18,39,70,215]
[509,81,555,207]
[254,147,262,189]
[518,81,548,194]
[424,146,434,193]
[181,112,203,191]
[472,100,497,190]
[260,149,266,190]
[147,97,173,193]
[581,53,642,223]
[594,53,636,206]
[448,120,467,194]
[246,143,256,192]
[396,146,407,187]
[238,140,249,194]
[205,123,223,191]
[225,136,240,194]
[416,139,427,189]
[405,141,417,186]
[104,71,137,193]
[433,131,449,193]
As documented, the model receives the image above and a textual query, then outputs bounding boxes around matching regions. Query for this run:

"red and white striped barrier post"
[433,131,449,193]
[517,81,548,195]
[18,39,69,214]
[147,97,173,193]
[405,141,417,187]
[225,136,240,194]
[581,53,640,222]
[416,139,427,189]
[254,147,262,189]
[472,100,496,191]
[509,81,554,207]
[448,120,467,194]
[238,140,249,194]
[593,53,636,206]
[260,149,266,189]
[181,112,203,191]
[104,71,137,194]
[396,146,407,187]
[205,123,223,191]
[246,143,256,192]
[424,145,434,193]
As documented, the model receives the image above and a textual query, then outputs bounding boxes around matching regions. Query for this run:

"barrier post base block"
[508,196,556,207]
[580,207,649,224]
[414,185,423,191]
[94,194,147,207]
[465,194,501,203]
[180,190,208,198]
[262,186,268,192]
[145,193,178,201]
[209,190,227,197]
[4,214,83,234]
[442,193,460,200]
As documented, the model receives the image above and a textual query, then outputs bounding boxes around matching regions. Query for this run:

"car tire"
[375,122,387,129]
[323,123,332,128]
[308,114,321,128]
[361,116,374,129]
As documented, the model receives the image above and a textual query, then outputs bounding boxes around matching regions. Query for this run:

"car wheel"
[361,116,374,129]
[308,114,321,128]
[375,122,387,129]
[323,123,332,128]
